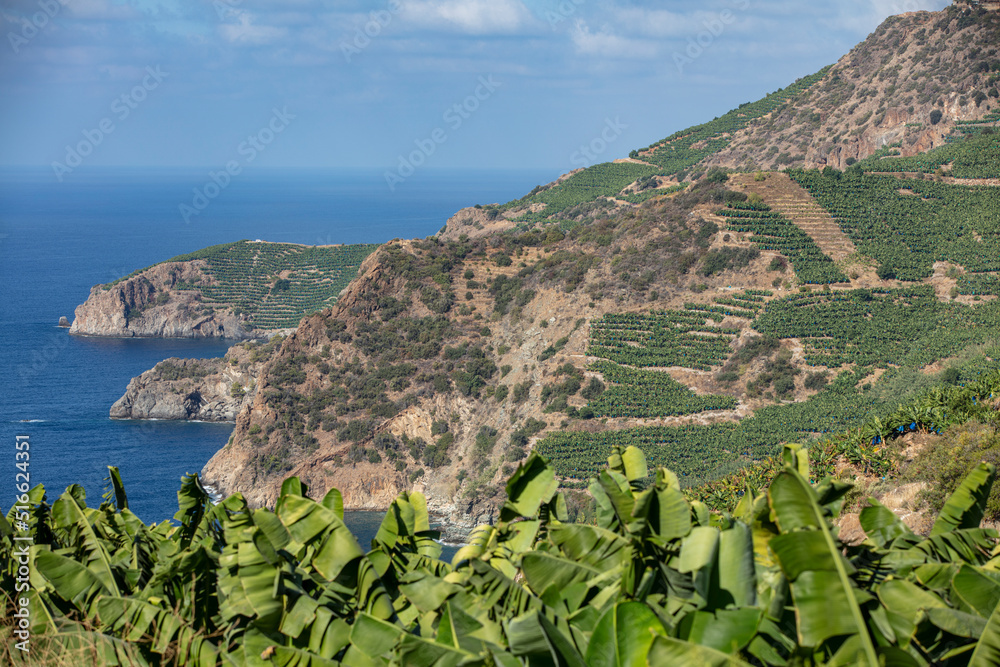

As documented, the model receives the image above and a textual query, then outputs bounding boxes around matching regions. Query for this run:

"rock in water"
[58,316,70,327]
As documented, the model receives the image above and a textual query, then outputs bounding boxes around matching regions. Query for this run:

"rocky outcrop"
[111,343,271,422]
[705,7,1000,172]
[70,261,251,339]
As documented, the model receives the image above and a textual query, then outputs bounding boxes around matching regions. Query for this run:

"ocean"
[0,165,559,550]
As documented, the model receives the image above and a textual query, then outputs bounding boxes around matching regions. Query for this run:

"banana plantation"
[5,438,1000,666]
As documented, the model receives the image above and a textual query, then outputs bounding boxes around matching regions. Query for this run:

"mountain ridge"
[97,5,1000,536]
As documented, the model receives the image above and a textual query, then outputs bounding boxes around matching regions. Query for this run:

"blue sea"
[0,166,559,548]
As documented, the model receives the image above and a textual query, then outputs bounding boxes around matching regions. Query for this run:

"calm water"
[0,166,557,550]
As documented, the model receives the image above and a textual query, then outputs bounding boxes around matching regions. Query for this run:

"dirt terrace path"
[732,172,857,262]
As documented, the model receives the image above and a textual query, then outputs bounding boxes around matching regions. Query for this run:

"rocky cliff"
[196,183,785,537]
[703,6,1000,172]
[70,261,252,339]
[110,340,278,421]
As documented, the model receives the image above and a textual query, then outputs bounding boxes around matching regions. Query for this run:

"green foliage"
[587,361,737,418]
[698,246,761,278]
[790,169,1000,279]
[754,286,1000,369]
[718,201,847,283]
[155,361,210,382]
[638,68,830,177]
[858,132,1000,179]
[8,444,1000,666]
[107,241,378,329]
[506,162,661,220]
[589,309,738,371]
[905,421,1000,523]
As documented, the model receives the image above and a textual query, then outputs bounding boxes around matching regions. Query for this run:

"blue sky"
[0,0,950,172]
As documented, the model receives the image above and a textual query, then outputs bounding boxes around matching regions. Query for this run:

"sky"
[0,0,952,174]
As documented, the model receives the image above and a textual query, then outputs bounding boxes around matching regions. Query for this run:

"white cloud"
[615,8,701,38]
[570,20,659,59]
[219,13,288,46]
[65,0,138,20]
[399,0,530,34]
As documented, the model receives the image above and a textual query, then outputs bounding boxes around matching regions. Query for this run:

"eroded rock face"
[70,261,251,339]
[110,348,266,422]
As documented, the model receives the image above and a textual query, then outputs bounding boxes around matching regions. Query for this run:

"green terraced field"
[588,309,739,371]
[855,132,1000,179]
[637,68,831,175]
[718,202,848,284]
[789,169,1000,279]
[753,286,1000,369]
[501,67,830,222]
[587,360,737,419]
[109,240,379,330]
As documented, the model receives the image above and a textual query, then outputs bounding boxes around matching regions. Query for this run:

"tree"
[930,109,943,125]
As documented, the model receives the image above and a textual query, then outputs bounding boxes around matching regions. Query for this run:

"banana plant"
[5,446,1000,666]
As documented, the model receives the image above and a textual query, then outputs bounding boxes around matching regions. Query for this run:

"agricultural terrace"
[856,131,1000,179]
[500,67,830,221]
[544,281,1000,484]
[112,240,379,330]
[789,167,1000,280]
[718,201,847,284]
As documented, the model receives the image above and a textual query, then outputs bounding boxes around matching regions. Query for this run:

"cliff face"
[704,7,1000,172]
[70,262,251,339]
[111,339,280,422]
[196,186,784,538]
[110,343,272,421]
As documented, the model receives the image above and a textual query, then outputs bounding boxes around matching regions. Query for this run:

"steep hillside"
[452,5,999,231]
[70,241,377,338]
[100,5,996,535]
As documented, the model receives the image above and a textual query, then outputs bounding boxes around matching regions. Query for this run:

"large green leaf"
[970,600,1000,666]
[951,564,1000,617]
[717,522,756,608]
[520,551,605,595]
[50,489,121,597]
[501,453,559,521]
[768,468,878,664]
[620,446,648,483]
[631,484,691,543]
[676,609,761,654]
[647,635,753,666]
[931,463,996,536]
[859,499,913,548]
[585,602,666,667]
[103,466,129,511]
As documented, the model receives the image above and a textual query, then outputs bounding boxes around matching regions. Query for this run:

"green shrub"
[905,422,1000,522]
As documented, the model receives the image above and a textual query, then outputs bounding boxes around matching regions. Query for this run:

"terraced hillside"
[71,241,379,338]
[464,5,1000,231]
[165,241,379,330]
[101,5,1000,542]
[733,172,856,262]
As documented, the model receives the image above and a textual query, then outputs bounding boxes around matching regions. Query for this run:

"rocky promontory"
[110,339,279,421]
[70,240,378,339]
[70,261,252,339]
